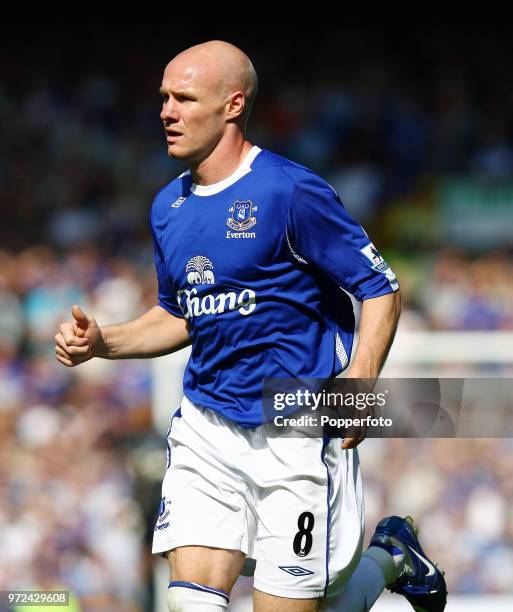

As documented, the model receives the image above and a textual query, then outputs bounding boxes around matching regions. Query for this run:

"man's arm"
[345,290,401,378]
[341,290,401,448]
[55,304,190,367]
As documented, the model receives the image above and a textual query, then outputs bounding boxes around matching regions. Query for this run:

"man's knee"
[168,545,245,590]
[167,582,229,611]
[253,588,322,612]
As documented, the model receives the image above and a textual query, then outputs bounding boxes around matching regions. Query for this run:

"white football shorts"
[152,395,365,599]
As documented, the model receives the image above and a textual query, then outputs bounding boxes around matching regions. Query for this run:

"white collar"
[186,146,261,196]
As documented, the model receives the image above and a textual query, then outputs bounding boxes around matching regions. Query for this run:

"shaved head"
[160,41,258,166]
[171,41,258,123]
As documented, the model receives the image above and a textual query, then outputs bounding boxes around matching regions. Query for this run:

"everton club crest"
[227,200,257,231]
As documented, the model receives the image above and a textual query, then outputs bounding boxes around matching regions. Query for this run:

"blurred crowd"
[362,439,513,594]
[1,25,513,609]
[392,249,513,331]
[0,247,159,609]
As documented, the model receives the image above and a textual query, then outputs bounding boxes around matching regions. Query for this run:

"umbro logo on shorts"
[278,566,314,576]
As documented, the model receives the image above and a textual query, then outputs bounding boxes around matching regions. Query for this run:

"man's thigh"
[168,545,245,594]
[152,401,256,557]
[254,588,323,611]
[251,436,364,600]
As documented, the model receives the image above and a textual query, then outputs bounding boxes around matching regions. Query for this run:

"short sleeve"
[285,169,399,301]
[150,212,185,319]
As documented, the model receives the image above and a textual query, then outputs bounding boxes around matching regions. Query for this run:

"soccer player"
[55,41,446,611]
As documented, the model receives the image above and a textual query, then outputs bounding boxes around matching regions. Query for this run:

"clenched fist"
[54,305,106,367]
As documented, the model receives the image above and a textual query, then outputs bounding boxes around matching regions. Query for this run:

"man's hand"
[55,304,106,367]
[341,434,366,450]
[338,377,377,449]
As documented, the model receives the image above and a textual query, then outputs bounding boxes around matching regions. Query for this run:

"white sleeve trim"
[335,332,349,369]
[286,228,308,265]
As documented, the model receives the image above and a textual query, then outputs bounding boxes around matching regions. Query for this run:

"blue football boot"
[370,515,447,611]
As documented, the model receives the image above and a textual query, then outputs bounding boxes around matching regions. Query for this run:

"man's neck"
[190,137,253,186]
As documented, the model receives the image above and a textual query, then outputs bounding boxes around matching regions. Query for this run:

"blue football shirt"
[151,146,399,427]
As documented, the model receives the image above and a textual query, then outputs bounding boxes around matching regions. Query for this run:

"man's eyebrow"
[159,86,198,97]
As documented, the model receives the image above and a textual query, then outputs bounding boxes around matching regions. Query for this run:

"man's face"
[160,59,228,164]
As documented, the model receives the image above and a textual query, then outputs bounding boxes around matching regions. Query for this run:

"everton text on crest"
[226,200,257,238]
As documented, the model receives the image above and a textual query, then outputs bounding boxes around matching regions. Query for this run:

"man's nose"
[161,100,179,122]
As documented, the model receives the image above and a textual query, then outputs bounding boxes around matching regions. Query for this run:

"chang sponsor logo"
[186,256,215,284]
[177,287,256,318]
[178,257,257,319]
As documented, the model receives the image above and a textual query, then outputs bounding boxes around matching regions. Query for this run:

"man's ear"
[226,91,245,121]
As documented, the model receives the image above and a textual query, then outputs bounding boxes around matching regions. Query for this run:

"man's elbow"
[362,289,401,320]
[375,289,401,323]
[388,288,401,325]
[392,288,401,316]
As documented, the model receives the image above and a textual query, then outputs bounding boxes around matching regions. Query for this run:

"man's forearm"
[346,290,401,378]
[99,305,191,359]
